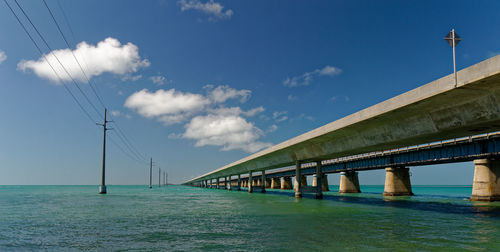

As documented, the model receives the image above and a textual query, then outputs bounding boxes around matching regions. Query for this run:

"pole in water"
[158,167,161,187]
[98,108,112,194]
[149,158,152,189]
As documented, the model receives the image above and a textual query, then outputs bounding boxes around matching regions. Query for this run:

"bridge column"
[339,171,361,193]
[265,178,271,188]
[281,177,292,189]
[237,174,241,191]
[383,167,413,196]
[313,161,323,199]
[294,175,307,189]
[261,171,266,193]
[216,177,220,189]
[295,161,303,198]
[227,176,232,191]
[248,171,253,193]
[270,178,280,189]
[471,159,500,201]
[256,178,262,187]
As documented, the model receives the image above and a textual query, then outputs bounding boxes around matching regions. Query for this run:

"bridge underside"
[186,56,500,201]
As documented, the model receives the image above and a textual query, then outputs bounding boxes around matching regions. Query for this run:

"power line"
[9,0,148,164]
[108,135,147,165]
[3,0,97,124]
[13,0,104,120]
[42,0,106,110]
[43,0,147,162]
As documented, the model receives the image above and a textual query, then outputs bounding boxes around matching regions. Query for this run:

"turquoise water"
[1,185,500,251]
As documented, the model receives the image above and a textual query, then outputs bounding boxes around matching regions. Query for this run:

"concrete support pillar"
[339,171,361,193]
[256,178,262,187]
[261,171,266,193]
[248,171,253,193]
[237,174,241,191]
[314,161,323,199]
[281,177,292,190]
[216,177,220,189]
[270,178,280,189]
[265,179,271,188]
[312,174,330,191]
[295,161,302,198]
[471,159,500,201]
[227,176,232,191]
[383,167,413,196]
[294,175,307,190]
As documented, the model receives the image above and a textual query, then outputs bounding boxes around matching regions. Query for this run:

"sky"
[1,0,500,185]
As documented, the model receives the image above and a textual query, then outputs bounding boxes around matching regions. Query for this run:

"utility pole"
[98,108,112,194]
[158,167,161,187]
[149,158,152,188]
[166,171,168,186]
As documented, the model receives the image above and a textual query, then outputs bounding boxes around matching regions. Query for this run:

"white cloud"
[205,84,251,103]
[208,106,264,117]
[124,88,210,125]
[283,65,342,87]
[178,0,233,20]
[243,106,265,117]
[121,74,142,82]
[330,95,350,102]
[273,111,288,122]
[150,75,166,85]
[287,94,298,101]
[125,85,273,152]
[266,124,278,133]
[0,50,7,64]
[182,114,271,153]
[18,37,150,84]
[110,110,121,117]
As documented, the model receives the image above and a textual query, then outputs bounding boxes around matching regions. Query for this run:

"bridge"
[183,55,500,202]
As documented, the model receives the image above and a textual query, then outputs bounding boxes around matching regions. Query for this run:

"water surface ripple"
[1,185,500,251]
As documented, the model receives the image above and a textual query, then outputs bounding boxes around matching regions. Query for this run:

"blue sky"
[1,0,500,185]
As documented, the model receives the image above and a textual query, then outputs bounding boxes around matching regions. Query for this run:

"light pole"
[444,29,462,88]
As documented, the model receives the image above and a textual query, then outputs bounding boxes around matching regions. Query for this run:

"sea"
[1,185,500,251]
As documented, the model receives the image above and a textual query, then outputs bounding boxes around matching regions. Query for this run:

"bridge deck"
[186,55,500,184]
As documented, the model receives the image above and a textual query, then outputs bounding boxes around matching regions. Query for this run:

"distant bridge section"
[185,55,500,201]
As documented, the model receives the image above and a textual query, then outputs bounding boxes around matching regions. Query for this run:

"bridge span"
[184,55,500,201]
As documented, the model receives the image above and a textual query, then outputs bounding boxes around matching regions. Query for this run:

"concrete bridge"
[183,55,500,201]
